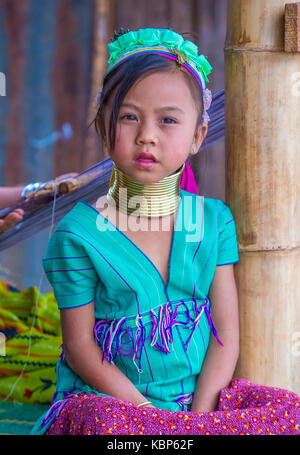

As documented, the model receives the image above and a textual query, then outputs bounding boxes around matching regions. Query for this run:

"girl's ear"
[190,122,208,155]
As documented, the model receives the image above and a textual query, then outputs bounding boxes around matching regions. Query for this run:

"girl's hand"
[0,208,24,234]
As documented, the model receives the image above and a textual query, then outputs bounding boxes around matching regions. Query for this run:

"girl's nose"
[135,122,158,146]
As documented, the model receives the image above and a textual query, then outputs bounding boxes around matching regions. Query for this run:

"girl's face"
[104,70,208,183]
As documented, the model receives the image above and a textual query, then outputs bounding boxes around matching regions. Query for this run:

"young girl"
[31,28,299,435]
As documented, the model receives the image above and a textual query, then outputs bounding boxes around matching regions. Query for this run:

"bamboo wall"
[0,0,228,291]
[225,0,300,393]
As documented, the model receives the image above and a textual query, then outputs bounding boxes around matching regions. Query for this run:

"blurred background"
[0,0,228,292]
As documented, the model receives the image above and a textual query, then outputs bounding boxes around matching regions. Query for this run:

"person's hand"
[0,208,24,235]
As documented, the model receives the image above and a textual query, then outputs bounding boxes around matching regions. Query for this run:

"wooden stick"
[58,171,102,194]
[24,170,103,199]
[285,2,300,52]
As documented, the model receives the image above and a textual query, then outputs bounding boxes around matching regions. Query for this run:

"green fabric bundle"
[0,281,61,404]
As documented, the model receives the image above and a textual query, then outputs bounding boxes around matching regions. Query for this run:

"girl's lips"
[135,152,157,162]
[134,158,158,168]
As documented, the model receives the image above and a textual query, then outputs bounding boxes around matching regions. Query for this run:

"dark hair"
[93,33,204,150]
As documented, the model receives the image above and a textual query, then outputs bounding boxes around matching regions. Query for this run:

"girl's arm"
[60,301,154,407]
[190,264,239,412]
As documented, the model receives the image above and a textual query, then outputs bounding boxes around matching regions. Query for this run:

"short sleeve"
[216,200,239,266]
[42,228,98,310]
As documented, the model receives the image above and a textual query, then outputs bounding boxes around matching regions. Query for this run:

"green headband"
[94,28,213,124]
[106,28,213,93]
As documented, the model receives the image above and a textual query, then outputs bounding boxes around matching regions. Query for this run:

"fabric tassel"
[175,392,194,411]
[94,317,127,364]
[41,392,75,428]
[132,315,147,373]
[149,301,192,353]
[93,298,223,374]
[184,306,205,352]
[203,298,224,346]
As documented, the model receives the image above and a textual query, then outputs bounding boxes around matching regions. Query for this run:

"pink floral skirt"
[46,378,300,435]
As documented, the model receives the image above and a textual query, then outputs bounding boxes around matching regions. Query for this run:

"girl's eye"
[119,115,176,124]
[120,114,137,121]
[162,117,176,124]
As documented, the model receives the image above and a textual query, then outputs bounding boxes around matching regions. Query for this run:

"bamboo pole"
[225,0,300,394]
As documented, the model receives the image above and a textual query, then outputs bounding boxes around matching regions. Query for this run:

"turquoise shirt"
[31,190,239,434]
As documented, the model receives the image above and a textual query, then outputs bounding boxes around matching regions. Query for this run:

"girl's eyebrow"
[121,102,184,114]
